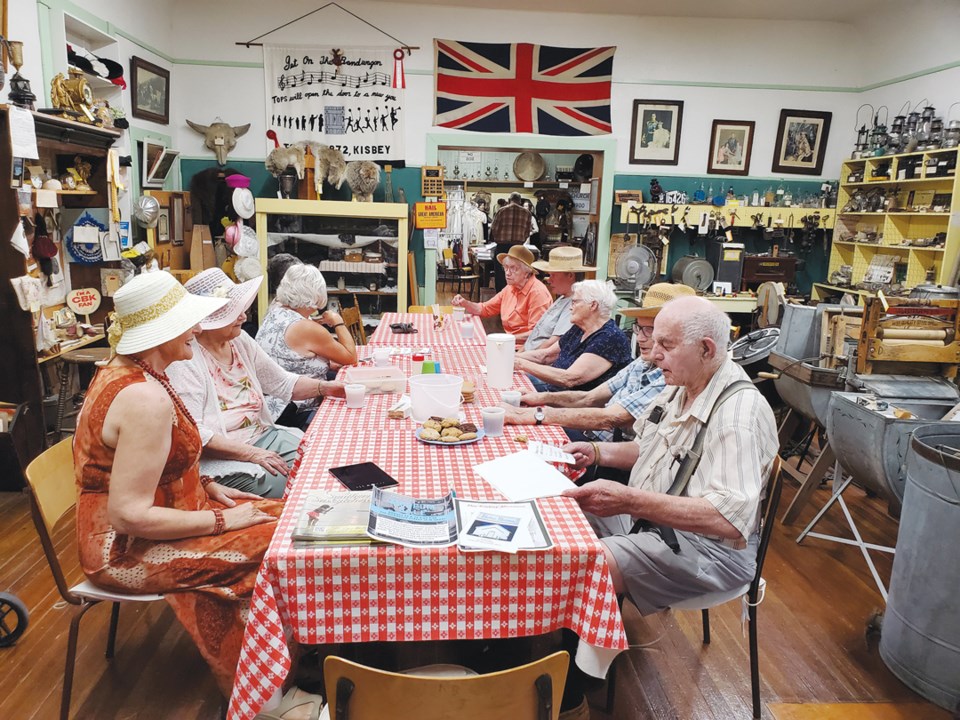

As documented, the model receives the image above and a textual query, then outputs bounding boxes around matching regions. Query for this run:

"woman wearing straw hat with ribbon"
[523,246,595,352]
[452,244,553,345]
[167,268,345,499]
[73,270,284,696]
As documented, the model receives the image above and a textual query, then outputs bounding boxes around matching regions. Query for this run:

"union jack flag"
[434,40,615,136]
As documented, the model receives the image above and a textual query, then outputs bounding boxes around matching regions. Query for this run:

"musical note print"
[277,71,391,91]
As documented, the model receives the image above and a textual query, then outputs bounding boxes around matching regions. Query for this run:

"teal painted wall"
[610,174,834,294]
[178,159,834,295]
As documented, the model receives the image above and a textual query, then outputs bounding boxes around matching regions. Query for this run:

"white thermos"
[486,333,515,389]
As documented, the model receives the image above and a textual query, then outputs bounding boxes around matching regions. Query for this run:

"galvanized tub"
[881,425,960,711]
[770,303,856,426]
[826,387,959,504]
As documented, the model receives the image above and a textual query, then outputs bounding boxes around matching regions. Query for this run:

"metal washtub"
[826,386,959,505]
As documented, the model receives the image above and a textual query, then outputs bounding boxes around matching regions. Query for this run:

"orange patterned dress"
[74,365,283,696]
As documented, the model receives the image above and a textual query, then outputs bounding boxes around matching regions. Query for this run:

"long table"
[228,341,627,720]
[368,311,487,347]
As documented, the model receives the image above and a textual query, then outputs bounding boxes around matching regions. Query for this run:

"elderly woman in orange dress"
[73,271,287,701]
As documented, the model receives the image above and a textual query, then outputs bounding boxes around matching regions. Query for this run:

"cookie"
[459,432,477,441]
[459,423,478,433]
[440,417,460,428]
[420,428,441,441]
[422,420,443,431]
[441,434,461,442]
[441,427,463,438]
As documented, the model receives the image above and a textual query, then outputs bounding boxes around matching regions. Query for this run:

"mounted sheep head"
[185,119,251,165]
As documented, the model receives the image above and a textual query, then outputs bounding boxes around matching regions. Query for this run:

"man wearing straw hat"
[452,244,552,345]
[520,246,594,352]
[504,283,693,454]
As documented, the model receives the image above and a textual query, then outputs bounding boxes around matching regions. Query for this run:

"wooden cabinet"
[254,198,409,326]
[826,149,959,295]
[0,107,120,471]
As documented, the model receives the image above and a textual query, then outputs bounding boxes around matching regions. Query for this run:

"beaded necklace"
[129,357,196,426]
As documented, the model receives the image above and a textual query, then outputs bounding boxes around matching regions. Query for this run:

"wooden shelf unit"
[827,148,960,291]
[254,198,409,322]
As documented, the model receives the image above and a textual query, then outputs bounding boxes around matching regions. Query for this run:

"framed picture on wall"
[771,109,832,175]
[707,120,755,176]
[131,56,170,125]
[629,99,683,165]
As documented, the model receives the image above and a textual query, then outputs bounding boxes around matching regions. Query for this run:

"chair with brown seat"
[55,347,111,439]
[324,651,569,720]
[606,456,783,719]
[24,438,164,720]
[340,294,367,345]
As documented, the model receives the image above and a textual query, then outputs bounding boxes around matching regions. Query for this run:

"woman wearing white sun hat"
[167,267,345,498]
[73,270,283,696]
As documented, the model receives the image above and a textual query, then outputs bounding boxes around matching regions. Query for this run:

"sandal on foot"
[254,687,324,720]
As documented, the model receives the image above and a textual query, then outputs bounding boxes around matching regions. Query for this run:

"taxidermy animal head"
[185,119,251,165]
[345,160,381,202]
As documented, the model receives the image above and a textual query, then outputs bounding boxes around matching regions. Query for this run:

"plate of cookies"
[416,417,485,446]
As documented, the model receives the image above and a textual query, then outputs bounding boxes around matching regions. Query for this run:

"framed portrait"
[772,109,832,175]
[707,120,755,176]
[629,99,684,165]
[130,56,170,124]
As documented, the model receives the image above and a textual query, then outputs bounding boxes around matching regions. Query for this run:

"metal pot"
[909,283,960,300]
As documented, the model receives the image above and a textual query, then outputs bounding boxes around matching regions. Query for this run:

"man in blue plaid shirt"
[502,283,696,442]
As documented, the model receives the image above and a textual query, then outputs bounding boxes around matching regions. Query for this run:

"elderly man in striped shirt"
[555,295,778,720]
[564,295,779,610]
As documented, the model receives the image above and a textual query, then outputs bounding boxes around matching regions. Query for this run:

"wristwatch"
[534,407,545,425]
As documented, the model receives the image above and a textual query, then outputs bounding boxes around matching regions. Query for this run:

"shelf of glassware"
[829,147,960,290]
[254,198,409,321]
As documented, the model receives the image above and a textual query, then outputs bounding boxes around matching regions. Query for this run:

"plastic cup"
[481,406,505,437]
[373,348,391,367]
[458,321,475,339]
[452,306,466,323]
[345,383,366,409]
[501,390,521,407]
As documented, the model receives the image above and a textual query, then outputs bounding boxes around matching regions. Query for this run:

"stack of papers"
[472,450,575,501]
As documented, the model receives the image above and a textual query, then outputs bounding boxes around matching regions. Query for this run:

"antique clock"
[51,69,97,123]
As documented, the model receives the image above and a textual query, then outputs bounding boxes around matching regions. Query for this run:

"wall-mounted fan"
[613,244,658,294]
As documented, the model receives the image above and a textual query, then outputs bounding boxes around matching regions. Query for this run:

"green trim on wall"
[32,0,960,96]
[128,126,174,197]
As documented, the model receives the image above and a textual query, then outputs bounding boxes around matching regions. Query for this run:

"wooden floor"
[0,466,949,720]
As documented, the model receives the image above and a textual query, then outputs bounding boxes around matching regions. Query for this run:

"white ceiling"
[403,0,891,23]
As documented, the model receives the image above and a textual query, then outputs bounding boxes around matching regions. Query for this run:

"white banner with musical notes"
[263,45,405,162]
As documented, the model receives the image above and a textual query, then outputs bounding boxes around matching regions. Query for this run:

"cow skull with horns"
[185,119,251,165]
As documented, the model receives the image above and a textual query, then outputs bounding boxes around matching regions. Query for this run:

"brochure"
[365,487,553,553]
[454,499,553,553]
[292,490,374,543]
[366,487,459,548]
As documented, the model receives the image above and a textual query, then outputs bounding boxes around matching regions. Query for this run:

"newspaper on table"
[366,487,552,553]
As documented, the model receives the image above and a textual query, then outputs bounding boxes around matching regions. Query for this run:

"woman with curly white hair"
[257,263,358,425]
[514,279,632,392]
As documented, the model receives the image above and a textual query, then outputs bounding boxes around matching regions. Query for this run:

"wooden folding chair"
[24,438,165,720]
[324,651,569,720]
[340,294,367,345]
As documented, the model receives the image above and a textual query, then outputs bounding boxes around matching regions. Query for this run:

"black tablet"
[329,462,399,492]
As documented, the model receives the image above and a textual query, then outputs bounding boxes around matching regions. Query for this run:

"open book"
[366,487,552,553]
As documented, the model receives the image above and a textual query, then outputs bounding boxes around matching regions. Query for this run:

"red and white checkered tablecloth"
[368,312,486,347]
[228,347,627,720]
